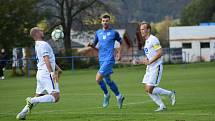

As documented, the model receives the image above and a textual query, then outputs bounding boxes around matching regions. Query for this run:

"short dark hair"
[102,14,111,19]
[139,22,151,32]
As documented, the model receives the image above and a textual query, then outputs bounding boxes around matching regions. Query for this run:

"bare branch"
[49,15,63,20]
[46,22,62,34]
[40,3,60,9]
[54,0,62,6]
[71,0,98,18]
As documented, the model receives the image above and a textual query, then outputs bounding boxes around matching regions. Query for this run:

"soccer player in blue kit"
[88,14,125,109]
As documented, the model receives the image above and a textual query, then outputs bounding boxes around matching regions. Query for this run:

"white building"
[169,26,215,62]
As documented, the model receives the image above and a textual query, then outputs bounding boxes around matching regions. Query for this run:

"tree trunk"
[64,25,72,56]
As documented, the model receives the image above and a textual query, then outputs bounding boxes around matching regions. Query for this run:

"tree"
[181,0,215,25]
[43,0,108,55]
[0,0,45,50]
[154,16,173,47]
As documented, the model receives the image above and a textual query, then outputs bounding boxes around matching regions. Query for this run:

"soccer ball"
[51,29,64,41]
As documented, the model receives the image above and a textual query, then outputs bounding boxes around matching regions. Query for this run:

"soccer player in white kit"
[16,27,62,120]
[139,22,176,112]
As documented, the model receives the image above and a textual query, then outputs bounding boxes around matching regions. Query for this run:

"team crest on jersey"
[144,48,148,54]
[107,32,111,36]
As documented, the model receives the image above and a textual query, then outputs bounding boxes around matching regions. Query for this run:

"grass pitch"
[0,62,215,121]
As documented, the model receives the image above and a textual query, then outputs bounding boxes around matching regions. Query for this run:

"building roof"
[169,26,215,41]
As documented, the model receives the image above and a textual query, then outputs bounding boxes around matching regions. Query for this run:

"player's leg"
[151,65,176,106]
[16,93,44,120]
[101,61,124,108]
[16,71,44,120]
[142,66,166,111]
[145,85,166,111]
[152,87,176,106]
[100,61,118,96]
[104,75,119,96]
[104,75,124,109]
[96,72,109,108]
[30,83,59,104]
[96,72,108,96]
[26,70,59,105]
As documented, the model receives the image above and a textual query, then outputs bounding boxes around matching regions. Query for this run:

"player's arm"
[115,31,122,61]
[147,48,162,65]
[55,64,62,82]
[116,45,122,61]
[87,32,98,50]
[145,42,163,65]
[43,55,56,80]
[55,64,62,74]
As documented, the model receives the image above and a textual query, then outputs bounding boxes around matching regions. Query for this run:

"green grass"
[0,62,215,121]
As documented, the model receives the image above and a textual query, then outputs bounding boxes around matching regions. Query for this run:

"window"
[182,43,192,49]
[200,42,210,48]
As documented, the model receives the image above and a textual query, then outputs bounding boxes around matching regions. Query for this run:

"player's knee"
[144,88,150,93]
[96,79,102,84]
[96,73,103,83]
[144,85,153,94]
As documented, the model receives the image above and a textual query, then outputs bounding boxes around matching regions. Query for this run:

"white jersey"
[144,35,163,68]
[35,41,56,71]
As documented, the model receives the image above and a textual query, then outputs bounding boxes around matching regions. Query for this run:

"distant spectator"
[0,48,7,80]
[12,48,24,76]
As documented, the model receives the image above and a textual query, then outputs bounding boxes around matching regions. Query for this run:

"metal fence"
[3,47,210,77]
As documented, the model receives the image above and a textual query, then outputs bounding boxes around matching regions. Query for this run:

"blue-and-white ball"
[51,29,64,41]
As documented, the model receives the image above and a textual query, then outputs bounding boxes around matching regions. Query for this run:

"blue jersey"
[93,29,122,61]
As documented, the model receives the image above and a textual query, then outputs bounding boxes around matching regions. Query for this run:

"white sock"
[148,93,165,108]
[31,95,55,103]
[116,93,122,100]
[152,87,171,96]
[104,93,109,97]
[20,105,29,114]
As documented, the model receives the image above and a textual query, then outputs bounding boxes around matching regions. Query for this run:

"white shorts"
[142,64,163,86]
[36,70,60,94]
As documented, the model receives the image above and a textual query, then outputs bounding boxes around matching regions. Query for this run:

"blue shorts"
[98,61,114,76]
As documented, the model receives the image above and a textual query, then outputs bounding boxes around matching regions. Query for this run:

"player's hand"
[143,57,150,65]
[87,42,93,47]
[116,53,121,61]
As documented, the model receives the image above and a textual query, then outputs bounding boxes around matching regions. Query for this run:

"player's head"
[101,14,111,29]
[139,22,151,39]
[30,27,44,40]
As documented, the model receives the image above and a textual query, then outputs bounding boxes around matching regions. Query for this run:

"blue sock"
[98,80,108,95]
[104,76,120,96]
